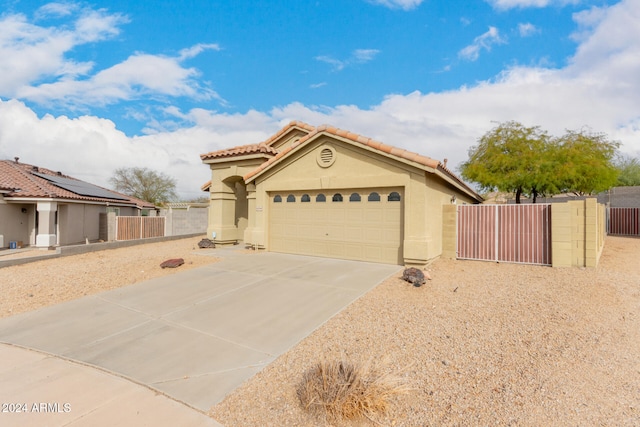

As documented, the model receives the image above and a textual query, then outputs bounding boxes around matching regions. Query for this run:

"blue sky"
[1,0,638,199]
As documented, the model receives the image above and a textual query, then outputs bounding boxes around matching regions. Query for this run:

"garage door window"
[388,192,401,202]
[349,193,361,202]
[287,194,296,202]
[316,194,326,202]
[332,193,343,202]
[368,192,381,202]
[274,195,282,203]
[301,194,311,202]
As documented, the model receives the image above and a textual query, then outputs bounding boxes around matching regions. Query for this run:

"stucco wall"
[205,158,266,244]
[0,203,33,248]
[58,203,106,245]
[423,175,478,260]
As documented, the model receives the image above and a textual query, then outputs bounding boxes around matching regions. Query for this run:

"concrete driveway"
[0,248,400,425]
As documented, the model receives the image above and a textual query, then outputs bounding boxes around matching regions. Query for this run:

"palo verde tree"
[461,122,620,203]
[553,128,619,195]
[110,167,178,205]
[460,121,558,203]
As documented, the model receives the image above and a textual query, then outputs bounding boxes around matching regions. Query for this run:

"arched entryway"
[207,174,249,245]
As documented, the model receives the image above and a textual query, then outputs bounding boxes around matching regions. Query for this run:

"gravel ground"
[0,236,218,319]
[210,236,640,426]
[1,236,638,426]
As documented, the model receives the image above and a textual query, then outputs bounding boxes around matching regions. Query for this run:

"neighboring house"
[0,159,156,248]
[200,121,482,266]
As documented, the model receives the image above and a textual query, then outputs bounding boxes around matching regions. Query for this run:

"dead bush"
[297,356,407,424]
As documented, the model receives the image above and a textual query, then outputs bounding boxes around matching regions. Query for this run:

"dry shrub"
[297,356,407,424]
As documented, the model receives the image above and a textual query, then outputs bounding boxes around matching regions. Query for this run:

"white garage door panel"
[269,189,403,264]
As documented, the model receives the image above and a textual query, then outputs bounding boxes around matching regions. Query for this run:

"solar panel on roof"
[33,172,130,201]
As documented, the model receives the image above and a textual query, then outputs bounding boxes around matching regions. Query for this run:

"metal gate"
[607,207,639,236]
[457,204,552,266]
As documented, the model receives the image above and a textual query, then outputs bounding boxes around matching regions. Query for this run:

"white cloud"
[35,2,78,19]
[0,7,220,109]
[178,43,221,61]
[316,49,381,71]
[17,52,223,107]
[366,0,424,10]
[518,22,538,37]
[486,0,579,10]
[459,26,506,61]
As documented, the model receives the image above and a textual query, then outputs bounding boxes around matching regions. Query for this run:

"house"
[200,122,482,267]
[0,159,156,248]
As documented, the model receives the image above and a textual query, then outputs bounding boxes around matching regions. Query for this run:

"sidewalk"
[0,343,221,427]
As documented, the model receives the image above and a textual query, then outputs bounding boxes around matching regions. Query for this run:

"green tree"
[462,122,621,202]
[614,154,640,186]
[460,121,557,203]
[553,129,619,195]
[110,167,178,205]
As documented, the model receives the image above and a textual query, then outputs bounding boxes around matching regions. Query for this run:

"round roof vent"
[317,145,336,168]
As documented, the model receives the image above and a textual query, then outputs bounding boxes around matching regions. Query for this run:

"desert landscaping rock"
[401,267,426,286]
[198,238,216,249]
[160,258,185,268]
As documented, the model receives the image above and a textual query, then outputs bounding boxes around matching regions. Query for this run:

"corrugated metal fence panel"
[457,204,551,266]
[457,205,496,261]
[608,207,639,236]
[497,204,551,265]
[116,216,166,241]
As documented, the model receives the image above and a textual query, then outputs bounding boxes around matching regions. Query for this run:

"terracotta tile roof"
[0,160,155,208]
[243,124,441,181]
[199,121,315,161]
[258,120,315,147]
[200,143,279,161]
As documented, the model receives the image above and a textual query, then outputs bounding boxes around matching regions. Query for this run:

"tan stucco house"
[0,159,155,248]
[201,122,482,266]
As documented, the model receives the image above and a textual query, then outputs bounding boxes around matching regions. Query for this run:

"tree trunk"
[532,188,538,203]
[515,188,522,204]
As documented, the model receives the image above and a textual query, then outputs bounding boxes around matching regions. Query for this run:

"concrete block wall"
[158,207,209,237]
[551,198,604,268]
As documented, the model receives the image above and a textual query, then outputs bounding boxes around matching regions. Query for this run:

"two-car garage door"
[269,188,403,264]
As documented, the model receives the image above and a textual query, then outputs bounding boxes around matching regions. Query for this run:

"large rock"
[198,238,215,249]
[402,267,426,287]
[160,258,185,269]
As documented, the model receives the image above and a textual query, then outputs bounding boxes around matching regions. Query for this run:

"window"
[286,194,296,203]
[349,193,361,202]
[301,194,311,202]
[273,195,282,203]
[332,193,343,202]
[388,192,401,202]
[316,193,326,202]
[367,192,380,202]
